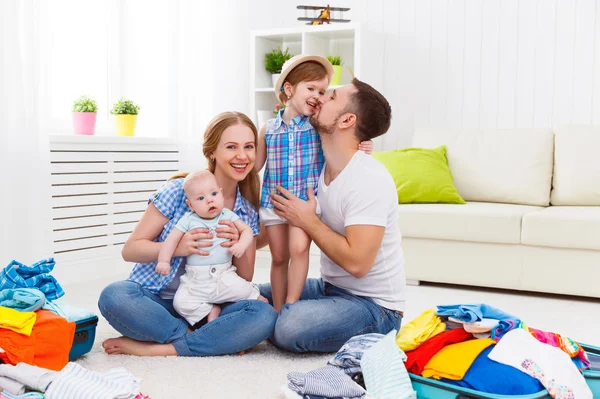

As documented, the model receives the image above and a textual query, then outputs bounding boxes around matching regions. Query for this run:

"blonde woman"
[98,112,276,357]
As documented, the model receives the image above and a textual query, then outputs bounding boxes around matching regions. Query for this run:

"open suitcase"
[409,343,600,399]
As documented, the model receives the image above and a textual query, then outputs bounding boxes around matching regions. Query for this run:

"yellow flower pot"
[331,65,343,86]
[114,114,137,136]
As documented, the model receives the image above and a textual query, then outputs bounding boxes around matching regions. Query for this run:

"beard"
[310,112,341,136]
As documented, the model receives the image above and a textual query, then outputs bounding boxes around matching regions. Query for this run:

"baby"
[156,170,267,327]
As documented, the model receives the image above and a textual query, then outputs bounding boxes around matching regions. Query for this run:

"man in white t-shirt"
[260,77,406,353]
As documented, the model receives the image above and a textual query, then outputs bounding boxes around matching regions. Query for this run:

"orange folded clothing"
[0,309,75,371]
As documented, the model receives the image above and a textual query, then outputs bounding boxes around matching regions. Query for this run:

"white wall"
[236,0,600,150]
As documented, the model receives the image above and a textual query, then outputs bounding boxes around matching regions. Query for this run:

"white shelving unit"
[250,24,384,148]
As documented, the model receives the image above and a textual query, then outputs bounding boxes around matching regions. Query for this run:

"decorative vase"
[72,112,97,136]
[114,114,137,136]
[271,73,281,88]
[331,65,343,86]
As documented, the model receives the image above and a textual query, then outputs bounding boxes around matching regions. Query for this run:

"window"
[43,0,170,138]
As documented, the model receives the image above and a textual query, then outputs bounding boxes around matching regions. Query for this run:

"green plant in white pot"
[72,95,98,136]
[265,48,293,87]
[110,98,140,136]
[326,55,343,86]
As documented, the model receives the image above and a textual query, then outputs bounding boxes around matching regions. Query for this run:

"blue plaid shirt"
[260,110,324,208]
[128,178,260,294]
[0,258,65,300]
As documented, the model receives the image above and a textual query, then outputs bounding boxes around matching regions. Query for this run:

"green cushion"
[373,146,466,204]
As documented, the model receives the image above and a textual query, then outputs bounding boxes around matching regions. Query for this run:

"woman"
[98,112,276,357]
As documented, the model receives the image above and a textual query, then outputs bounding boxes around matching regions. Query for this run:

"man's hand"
[270,186,318,229]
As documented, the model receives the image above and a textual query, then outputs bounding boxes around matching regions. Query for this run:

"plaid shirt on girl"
[260,110,324,208]
[128,178,259,294]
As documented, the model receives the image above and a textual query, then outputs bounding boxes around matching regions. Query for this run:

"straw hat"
[274,54,334,101]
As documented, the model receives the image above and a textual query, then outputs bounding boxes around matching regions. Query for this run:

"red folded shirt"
[405,328,473,374]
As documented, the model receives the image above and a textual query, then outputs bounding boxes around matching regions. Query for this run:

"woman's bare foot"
[257,295,269,304]
[102,337,177,357]
[207,304,221,322]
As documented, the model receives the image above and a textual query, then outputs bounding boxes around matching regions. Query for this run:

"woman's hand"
[216,220,240,248]
[173,228,213,257]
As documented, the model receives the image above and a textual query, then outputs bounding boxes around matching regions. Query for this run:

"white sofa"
[399,126,600,298]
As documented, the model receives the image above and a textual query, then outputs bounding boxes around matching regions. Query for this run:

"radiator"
[49,136,179,283]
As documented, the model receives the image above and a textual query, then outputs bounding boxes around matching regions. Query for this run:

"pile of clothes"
[0,258,149,399]
[283,331,416,399]
[284,303,594,399]
[399,303,592,399]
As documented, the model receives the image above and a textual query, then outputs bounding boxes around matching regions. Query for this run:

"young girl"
[256,55,373,311]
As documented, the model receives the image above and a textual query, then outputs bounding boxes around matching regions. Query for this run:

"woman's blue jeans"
[98,280,277,356]
[260,278,403,353]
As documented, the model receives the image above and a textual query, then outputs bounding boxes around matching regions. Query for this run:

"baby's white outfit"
[172,209,259,325]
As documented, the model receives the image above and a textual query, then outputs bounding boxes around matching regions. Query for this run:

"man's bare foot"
[102,336,177,357]
[257,295,269,304]
[207,304,221,322]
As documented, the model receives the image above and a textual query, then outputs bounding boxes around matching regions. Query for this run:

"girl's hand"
[216,220,240,248]
[358,140,374,154]
[174,228,213,257]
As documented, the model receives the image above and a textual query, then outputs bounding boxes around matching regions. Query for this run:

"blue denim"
[98,280,277,356]
[259,278,403,353]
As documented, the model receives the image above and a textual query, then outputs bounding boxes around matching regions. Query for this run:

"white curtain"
[170,0,217,172]
[0,1,52,266]
[170,0,251,173]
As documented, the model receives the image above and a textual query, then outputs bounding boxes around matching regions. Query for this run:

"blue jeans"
[98,280,277,356]
[259,278,403,353]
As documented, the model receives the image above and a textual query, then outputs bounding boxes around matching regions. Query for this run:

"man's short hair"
[346,78,392,142]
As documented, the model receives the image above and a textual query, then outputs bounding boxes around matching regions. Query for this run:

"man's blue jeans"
[259,278,403,353]
[98,280,277,356]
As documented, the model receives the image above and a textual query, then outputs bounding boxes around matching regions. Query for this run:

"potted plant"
[110,98,140,136]
[326,55,343,86]
[72,95,98,135]
[264,48,293,87]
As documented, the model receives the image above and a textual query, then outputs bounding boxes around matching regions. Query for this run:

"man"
[261,77,406,353]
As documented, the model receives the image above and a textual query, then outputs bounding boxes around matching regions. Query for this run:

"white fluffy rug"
[64,261,600,399]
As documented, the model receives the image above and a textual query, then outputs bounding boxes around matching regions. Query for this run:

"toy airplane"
[297,5,351,25]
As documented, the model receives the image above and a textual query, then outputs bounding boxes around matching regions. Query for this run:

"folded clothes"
[442,346,545,395]
[422,338,496,380]
[396,309,445,351]
[437,303,516,323]
[0,289,45,313]
[328,333,384,375]
[0,259,64,300]
[491,318,525,341]
[405,328,473,375]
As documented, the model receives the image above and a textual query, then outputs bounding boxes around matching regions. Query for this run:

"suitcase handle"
[73,330,89,344]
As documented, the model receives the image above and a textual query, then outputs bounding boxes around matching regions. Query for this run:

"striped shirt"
[45,362,139,399]
[260,109,324,208]
[128,178,259,294]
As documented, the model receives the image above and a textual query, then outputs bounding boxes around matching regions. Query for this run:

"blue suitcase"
[69,314,98,360]
[44,301,99,361]
[409,343,600,398]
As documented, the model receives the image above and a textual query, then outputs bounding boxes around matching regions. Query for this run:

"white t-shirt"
[318,150,406,311]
